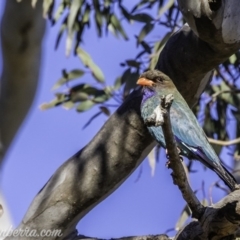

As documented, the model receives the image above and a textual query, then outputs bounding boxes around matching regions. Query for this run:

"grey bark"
[0,0,46,165]
[4,0,240,240]
[61,233,170,240]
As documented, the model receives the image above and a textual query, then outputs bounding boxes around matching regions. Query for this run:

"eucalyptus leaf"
[110,14,128,40]
[138,23,154,43]
[100,106,111,116]
[43,0,54,18]
[120,5,131,22]
[52,69,85,90]
[66,0,83,55]
[158,0,174,18]
[77,47,105,82]
[130,13,153,23]
[82,4,91,25]
[123,71,139,97]
[77,100,95,112]
[53,0,66,24]
[93,93,110,103]
[55,21,67,50]
[95,10,103,36]
[114,76,122,90]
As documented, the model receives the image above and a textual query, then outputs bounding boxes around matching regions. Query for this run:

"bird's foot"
[165,148,183,167]
[165,160,171,169]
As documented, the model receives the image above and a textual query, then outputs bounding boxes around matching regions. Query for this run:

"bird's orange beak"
[137,78,154,86]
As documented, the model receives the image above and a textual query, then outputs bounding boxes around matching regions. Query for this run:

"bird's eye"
[156,77,163,83]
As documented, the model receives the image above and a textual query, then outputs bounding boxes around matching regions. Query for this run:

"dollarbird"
[137,69,237,191]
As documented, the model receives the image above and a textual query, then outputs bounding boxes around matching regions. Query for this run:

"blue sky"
[0,1,235,238]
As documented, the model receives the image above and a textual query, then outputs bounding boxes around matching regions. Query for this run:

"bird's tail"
[193,149,238,191]
[213,164,237,191]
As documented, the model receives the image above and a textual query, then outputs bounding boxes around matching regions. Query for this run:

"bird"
[137,69,238,191]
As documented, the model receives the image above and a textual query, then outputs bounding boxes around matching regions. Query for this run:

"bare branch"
[159,94,204,219]
[211,89,240,102]
[208,137,240,146]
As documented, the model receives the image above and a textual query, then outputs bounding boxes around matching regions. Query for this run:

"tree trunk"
[0,0,45,166]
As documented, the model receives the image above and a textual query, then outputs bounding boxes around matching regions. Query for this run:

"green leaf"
[121,68,131,84]
[52,69,85,90]
[120,5,131,22]
[110,14,128,40]
[39,93,69,110]
[77,47,105,82]
[149,31,172,70]
[31,0,38,8]
[90,64,105,83]
[95,10,103,36]
[158,0,174,18]
[114,76,122,90]
[100,106,111,116]
[71,92,89,102]
[138,23,154,43]
[123,71,139,97]
[104,0,111,7]
[43,0,54,18]
[212,81,240,106]
[93,93,110,103]
[125,60,141,68]
[210,142,223,157]
[55,21,67,50]
[77,100,95,112]
[140,40,152,53]
[130,13,154,23]
[82,4,91,25]
[229,54,237,64]
[62,101,75,110]
[53,0,66,24]
[66,0,83,55]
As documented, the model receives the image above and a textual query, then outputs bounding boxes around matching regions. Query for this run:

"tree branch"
[159,95,204,219]
[208,137,240,146]
[211,89,240,102]
[175,189,240,240]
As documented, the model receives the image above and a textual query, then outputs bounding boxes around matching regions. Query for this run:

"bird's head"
[137,70,175,91]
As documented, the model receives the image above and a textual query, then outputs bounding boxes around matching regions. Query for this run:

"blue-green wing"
[141,95,166,148]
